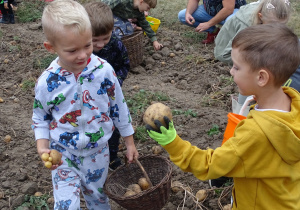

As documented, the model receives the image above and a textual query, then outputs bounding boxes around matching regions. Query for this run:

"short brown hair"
[144,0,157,8]
[84,2,114,36]
[232,23,300,86]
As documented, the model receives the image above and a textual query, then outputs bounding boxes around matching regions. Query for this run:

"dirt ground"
[0,20,237,210]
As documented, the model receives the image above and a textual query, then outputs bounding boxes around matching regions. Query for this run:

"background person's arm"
[185,0,200,25]
[195,0,235,32]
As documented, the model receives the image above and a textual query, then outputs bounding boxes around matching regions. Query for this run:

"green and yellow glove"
[146,116,176,146]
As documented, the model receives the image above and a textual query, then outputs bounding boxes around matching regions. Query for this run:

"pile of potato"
[41,150,61,168]
[123,177,150,197]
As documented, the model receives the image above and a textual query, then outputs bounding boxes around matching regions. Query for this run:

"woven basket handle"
[134,156,153,187]
[114,26,125,36]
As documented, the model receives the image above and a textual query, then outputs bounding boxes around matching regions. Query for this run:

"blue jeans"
[178,5,239,33]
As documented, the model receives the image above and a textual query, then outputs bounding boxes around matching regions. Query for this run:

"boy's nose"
[229,67,234,76]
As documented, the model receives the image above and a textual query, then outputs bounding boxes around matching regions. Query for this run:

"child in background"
[0,0,15,24]
[84,1,130,170]
[147,24,300,209]
[32,0,138,209]
[214,0,300,110]
[214,0,291,64]
[100,0,163,51]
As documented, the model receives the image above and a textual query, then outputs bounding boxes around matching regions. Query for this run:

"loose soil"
[0,21,237,210]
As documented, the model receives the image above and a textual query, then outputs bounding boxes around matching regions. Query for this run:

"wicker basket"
[121,30,144,68]
[104,155,172,210]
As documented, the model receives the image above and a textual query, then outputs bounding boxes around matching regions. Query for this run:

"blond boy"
[32,0,138,209]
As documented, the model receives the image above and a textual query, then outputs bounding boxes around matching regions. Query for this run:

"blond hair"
[84,2,114,36]
[232,24,300,86]
[253,0,291,25]
[42,0,91,44]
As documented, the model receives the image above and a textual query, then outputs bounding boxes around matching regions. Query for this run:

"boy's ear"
[258,12,263,23]
[44,41,56,54]
[257,69,270,87]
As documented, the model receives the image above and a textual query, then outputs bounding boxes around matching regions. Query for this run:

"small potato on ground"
[195,189,207,201]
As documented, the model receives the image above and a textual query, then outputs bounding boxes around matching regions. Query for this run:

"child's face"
[92,31,112,52]
[45,28,93,74]
[230,48,258,96]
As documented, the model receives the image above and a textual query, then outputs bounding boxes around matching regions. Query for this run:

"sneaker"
[109,157,122,171]
[201,28,220,44]
[209,177,233,188]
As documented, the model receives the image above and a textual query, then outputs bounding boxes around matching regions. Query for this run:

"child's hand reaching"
[153,41,163,51]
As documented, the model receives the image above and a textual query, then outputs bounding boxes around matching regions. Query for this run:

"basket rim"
[103,154,172,201]
[121,30,144,42]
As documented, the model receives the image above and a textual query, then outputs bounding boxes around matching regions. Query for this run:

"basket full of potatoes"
[103,155,172,210]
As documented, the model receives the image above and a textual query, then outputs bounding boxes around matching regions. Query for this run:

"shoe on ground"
[201,28,220,44]
[109,157,122,171]
[209,176,233,188]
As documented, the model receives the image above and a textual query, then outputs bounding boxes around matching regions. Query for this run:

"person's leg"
[178,5,215,33]
[113,15,134,39]
[52,153,81,209]
[108,128,122,170]
[81,143,110,209]
[0,3,9,24]
[7,0,14,24]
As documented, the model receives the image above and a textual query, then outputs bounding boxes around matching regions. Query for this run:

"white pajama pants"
[51,143,110,210]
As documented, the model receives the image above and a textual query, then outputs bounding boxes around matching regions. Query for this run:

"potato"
[138,177,150,190]
[195,189,207,201]
[123,190,136,197]
[44,161,52,169]
[152,145,163,155]
[128,184,142,193]
[50,149,61,165]
[223,204,232,210]
[171,180,184,193]
[41,153,50,162]
[34,192,43,197]
[143,103,172,131]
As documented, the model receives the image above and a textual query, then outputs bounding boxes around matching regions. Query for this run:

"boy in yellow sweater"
[147,23,300,210]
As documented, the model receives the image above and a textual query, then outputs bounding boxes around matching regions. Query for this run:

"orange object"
[222,113,246,145]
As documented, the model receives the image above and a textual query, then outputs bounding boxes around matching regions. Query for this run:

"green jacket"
[101,0,157,42]
[163,87,300,210]
[214,2,259,64]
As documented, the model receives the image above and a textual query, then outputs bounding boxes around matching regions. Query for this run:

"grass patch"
[125,89,170,117]
[172,109,197,117]
[21,79,36,90]
[134,125,149,142]
[207,124,220,136]
[16,194,50,210]
[34,54,57,69]
[16,0,46,23]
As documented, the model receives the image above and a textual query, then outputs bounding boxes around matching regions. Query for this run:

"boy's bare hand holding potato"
[37,139,63,170]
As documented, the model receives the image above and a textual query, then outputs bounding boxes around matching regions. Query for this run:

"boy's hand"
[123,135,139,163]
[153,41,163,51]
[146,116,177,146]
[37,139,63,170]
[4,3,8,9]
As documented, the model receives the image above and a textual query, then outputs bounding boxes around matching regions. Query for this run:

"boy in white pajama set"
[32,1,139,209]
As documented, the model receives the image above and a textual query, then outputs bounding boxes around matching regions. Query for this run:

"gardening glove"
[146,116,177,146]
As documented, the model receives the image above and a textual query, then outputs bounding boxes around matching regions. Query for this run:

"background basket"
[121,30,144,68]
[104,155,172,210]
